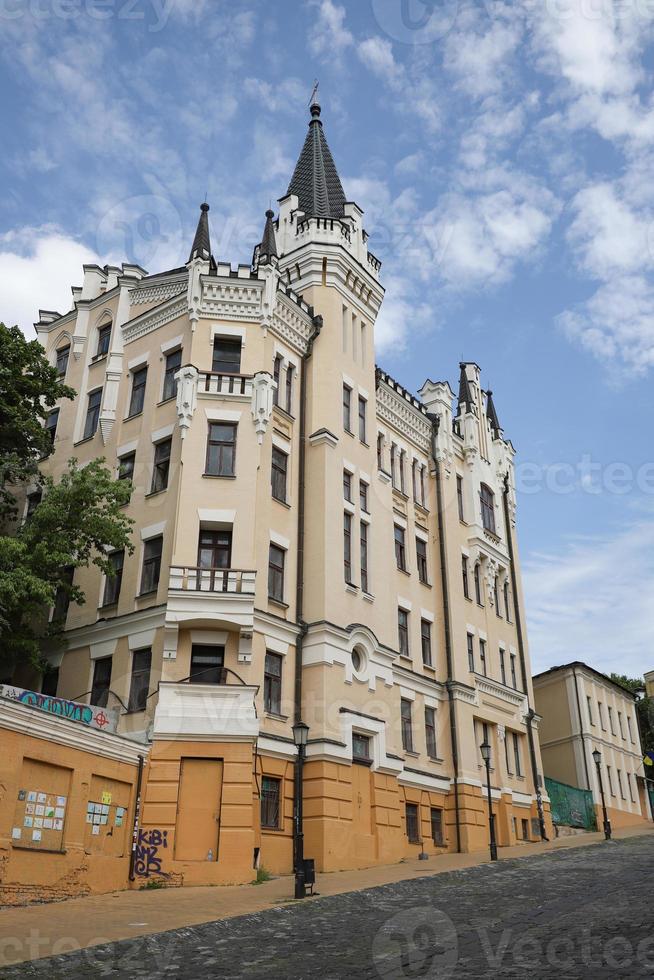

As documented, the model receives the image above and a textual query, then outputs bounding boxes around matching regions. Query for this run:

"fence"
[545,777,597,831]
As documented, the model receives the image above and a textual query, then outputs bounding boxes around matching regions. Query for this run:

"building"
[10,99,551,890]
[645,670,654,698]
[533,662,653,828]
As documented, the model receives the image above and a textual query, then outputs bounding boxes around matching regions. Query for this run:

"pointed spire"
[286,100,347,219]
[485,390,502,437]
[458,363,474,413]
[188,202,212,263]
[259,209,278,262]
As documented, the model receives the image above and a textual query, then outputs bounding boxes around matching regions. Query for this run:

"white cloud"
[358,36,403,83]
[567,182,652,279]
[444,11,521,99]
[243,77,307,113]
[0,228,99,337]
[307,0,353,58]
[524,518,654,678]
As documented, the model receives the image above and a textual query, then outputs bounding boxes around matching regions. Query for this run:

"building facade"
[533,662,652,828]
[17,100,551,888]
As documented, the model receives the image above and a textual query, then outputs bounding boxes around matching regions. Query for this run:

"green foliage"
[0,459,134,674]
[610,673,654,755]
[0,322,75,517]
[252,865,273,885]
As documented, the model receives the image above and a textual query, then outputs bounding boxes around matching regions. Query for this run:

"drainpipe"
[502,475,547,840]
[128,754,145,882]
[293,314,322,873]
[572,666,592,792]
[428,414,461,853]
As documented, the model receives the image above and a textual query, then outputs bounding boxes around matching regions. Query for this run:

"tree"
[0,457,134,676]
[0,322,75,518]
[610,673,654,755]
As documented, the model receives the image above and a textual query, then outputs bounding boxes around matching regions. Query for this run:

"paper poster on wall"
[12,827,21,840]
[35,805,44,816]
[25,803,34,815]
[27,791,36,803]
[92,825,100,836]
[55,807,64,819]
[36,792,46,804]
[56,796,66,807]
[101,791,112,805]
[86,813,93,823]
[24,816,33,828]
[34,817,43,828]
[100,815,108,826]
[18,789,26,801]
[54,819,63,831]
[32,829,41,842]
[43,818,53,830]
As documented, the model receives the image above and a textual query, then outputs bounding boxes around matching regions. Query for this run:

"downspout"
[428,414,461,853]
[293,314,322,871]
[128,754,145,882]
[502,475,547,839]
[572,666,592,792]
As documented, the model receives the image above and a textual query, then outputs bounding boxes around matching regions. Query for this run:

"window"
[390,443,397,488]
[618,711,625,739]
[405,802,420,843]
[45,409,59,444]
[343,384,352,432]
[608,706,615,735]
[467,633,475,672]
[480,484,496,534]
[456,475,465,521]
[353,733,371,762]
[264,652,283,714]
[190,644,224,684]
[627,715,634,743]
[285,364,294,415]
[598,702,606,731]
[398,608,410,658]
[102,550,124,606]
[504,581,511,622]
[627,773,635,803]
[212,336,241,374]
[462,555,470,599]
[510,653,518,690]
[521,819,529,841]
[118,452,135,482]
[198,529,232,570]
[271,447,288,502]
[358,395,367,442]
[360,521,369,594]
[494,578,501,617]
[52,566,74,623]
[394,524,407,571]
[617,769,625,800]
[399,451,406,494]
[128,366,147,417]
[430,807,444,845]
[479,639,487,677]
[96,323,111,358]
[587,696,594,725]
[474,564,482,605]
[412,460,419,501]
[261,776,281,829]
[500,649,507,686]
[25,489,42,521]
[151,438,172,493]
[163,348,182,401]
[91,656,112,707]
[377,432,384,470]
[128,648,151,712]
[140,536,163,594]
[607,766,615,796]
[416,538,428,584]
[419,466,426,507]
[343,469,352,501]
[206,422,236,477]
[272,355,282,406]
[401,698,414,752]
[420,619,432,667]
[83,388,102,440]
[504,731,513,775]
[344,512,353,583]
[268,544,285,602]
[512,733,523,777]
[56,344,70,378]
[359,480,369,512]
[425,706,437,758]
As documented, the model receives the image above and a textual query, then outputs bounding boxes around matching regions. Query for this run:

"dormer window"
[480,484,496,534]
[96,323,112,358]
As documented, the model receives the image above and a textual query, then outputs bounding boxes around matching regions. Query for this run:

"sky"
[1,0,653,679]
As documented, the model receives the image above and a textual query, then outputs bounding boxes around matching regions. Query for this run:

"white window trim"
[270,530,290,550]
[127,353,149,372]
[398,596,412,612]
[128,630,156,651]
[117,439,138,457]
[420,608,435,623]
[399,686,416,701]
[415,527,429,543]
[151,423,175,443]
[210,324,246,345]
[272,432,291,451]
[204,408,242,422]
[190,629,228,645]
[161,334,183,354]
[198,508,235,525]
[141,521,166,541]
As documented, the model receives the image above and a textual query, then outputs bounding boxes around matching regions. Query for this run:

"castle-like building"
[29,100,551,883]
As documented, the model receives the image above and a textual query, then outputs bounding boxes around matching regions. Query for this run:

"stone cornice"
[122,294,187,344]
[376,380,432,453]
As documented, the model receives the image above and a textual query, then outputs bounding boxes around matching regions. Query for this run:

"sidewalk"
[1,824,652,968]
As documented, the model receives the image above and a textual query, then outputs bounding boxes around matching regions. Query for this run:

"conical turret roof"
[286,101,347,219]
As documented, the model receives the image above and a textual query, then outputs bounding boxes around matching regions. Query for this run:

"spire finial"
[309,79,320,119]
[189,201,212,263]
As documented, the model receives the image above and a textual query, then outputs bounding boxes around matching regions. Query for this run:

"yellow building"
[5,100,552,893]
[533,662,652,828]
[645,671,654,698]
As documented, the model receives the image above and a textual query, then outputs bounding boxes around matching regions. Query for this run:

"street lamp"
[592,748,612,840]
[292,720,310,899]
[480,739,498,861]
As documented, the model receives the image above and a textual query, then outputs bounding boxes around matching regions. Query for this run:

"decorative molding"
[123,295,187,344]
[200,279,263,321]
[130,277,188,307]
[175,365,198,439]
[251,371,276,444]
[376,381,432,453]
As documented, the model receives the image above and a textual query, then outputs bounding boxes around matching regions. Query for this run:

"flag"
[645,752,654,767]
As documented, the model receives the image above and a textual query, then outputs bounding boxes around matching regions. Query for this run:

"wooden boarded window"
[11,758,72,853]
[174,758,223,862]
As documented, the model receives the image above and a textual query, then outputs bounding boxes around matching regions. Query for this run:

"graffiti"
[0,685,118,732]
[134,828,169,877]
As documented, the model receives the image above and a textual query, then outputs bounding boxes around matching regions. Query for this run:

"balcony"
[166,566,256,632]
[197,371,253,398]
[152,679,259,740]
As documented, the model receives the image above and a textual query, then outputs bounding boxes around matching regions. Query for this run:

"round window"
[351,648,363,673]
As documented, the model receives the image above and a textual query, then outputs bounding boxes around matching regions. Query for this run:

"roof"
[188,203,213,264]
[259,209,278,261]
[533,662,637,700]
[286,101,347,219]
[485,389,502,434]
[458,363,474,411]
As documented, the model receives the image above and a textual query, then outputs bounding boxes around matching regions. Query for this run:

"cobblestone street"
[4,835,654,979]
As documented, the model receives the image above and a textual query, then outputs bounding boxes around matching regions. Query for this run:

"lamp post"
[480,739,498,861]
[592,748,612,840]
[292,720,309,899]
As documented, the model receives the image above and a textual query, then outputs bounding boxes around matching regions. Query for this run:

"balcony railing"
[169,566,256,595]
[197,371,253,397]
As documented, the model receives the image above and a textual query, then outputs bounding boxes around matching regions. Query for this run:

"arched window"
[480,484,496,534]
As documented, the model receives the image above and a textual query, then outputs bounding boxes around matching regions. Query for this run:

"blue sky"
[1,0,653,677]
